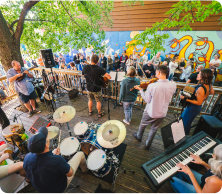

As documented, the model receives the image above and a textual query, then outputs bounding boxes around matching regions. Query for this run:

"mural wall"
[67,31,222,81]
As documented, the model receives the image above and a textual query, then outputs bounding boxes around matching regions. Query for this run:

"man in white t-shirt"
[168,57,178,81]
[151,52,161,70]
[209,54,221,80]
[142,51,149,65]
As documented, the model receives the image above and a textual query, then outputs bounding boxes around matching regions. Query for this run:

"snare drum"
[73,122,90,140]
[60,137,80,158]
[81,130,102,155]
[87,149,111,177]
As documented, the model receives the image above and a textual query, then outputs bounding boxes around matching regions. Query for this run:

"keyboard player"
[132,65,176,149]
[171,144,222,193]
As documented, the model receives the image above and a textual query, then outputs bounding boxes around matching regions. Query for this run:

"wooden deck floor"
[0,94,199,193]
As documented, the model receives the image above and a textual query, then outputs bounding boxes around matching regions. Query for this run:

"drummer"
[23,127,88,193]
[0,143,26,180]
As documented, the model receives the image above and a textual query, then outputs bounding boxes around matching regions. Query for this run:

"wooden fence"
[1,67,222,115]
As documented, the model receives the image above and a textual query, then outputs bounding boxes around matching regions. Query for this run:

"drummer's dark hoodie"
[119,77,140,103]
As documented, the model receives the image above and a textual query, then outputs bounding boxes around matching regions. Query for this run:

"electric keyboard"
[142,132,221,188]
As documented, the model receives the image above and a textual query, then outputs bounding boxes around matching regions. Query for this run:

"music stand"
[113,71,125,109]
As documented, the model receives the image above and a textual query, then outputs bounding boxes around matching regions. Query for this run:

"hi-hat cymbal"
[97,120,126,149]
[53,106,76,123]
[47,126,59,139]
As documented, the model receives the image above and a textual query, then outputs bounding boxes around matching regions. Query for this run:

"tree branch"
[10,18,52,30]
[59,1,82,30]
[14,0,39,40]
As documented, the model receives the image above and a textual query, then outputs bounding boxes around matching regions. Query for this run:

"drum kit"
[48,105,127,178]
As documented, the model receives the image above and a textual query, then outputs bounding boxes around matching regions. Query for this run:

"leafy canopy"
[130,0,222,53]
[0,0,114,58]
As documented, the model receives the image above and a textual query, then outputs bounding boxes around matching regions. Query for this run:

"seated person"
[178,58,185,70]
[23,127,87,193]
[162,61,169,79]
[187,65,204,84]
[0,143,25,180]
[179,60,192,82]
[171,144,222,193]
[142,60,155,78]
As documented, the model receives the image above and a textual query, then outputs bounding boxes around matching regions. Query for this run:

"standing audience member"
[120,52,128,72]
[135,54,143,77]
[113,53,120,71]
[69,62,76,70]
[180,68,214,135]
[126,55,134,72]
[187,65,204,84]
[143,60,155,78]
[31,59,38,67]
[73,53,80,70]
[164,53,172,66]
[82,55,111,117]
[54,55,59,68]
[180,60,192,82]
[209,54,221,80]
[107,55,113,71]
[58,53,65,65]
[7,61,41,117]
[59,62,66,69]
[151,52,161,71]
[99,54,107,70]
[80,55,86,71]
[143,51,149,65]
[168,57,178,81]
[86,56,91,65]
[133,65,176,149]
[170,144,222,193]
[37,54,44,67]
[23,127,88,193]
[119,67,140,125]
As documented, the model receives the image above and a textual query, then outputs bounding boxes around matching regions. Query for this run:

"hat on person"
[28,127,48,153]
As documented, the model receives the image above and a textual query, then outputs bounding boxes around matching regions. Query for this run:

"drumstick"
[58,130,62,147]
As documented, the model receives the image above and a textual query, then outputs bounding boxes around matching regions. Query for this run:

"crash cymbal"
[53,106,76,123]
[97,120,126,149]
[47,126,60,139]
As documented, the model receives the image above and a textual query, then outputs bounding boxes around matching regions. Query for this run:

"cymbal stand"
[66,122,72,136]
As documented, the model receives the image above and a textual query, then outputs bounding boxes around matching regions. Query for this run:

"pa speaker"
[193,115,222,138]
[40,49,55,68]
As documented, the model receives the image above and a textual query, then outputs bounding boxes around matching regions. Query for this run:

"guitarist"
[6,60,41,117]
[82,55,111,118]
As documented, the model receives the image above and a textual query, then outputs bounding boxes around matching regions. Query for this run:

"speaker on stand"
[40,49,55,68]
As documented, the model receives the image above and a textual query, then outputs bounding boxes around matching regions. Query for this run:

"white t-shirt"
[210,59,221,70]
[169,61,178,75]
[143,55,148,65]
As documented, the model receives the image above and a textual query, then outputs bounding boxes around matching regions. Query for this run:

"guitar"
[101,76,109,88]
[16,67,33,82]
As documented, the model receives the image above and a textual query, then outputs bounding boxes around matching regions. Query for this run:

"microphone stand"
[113,71,119,109]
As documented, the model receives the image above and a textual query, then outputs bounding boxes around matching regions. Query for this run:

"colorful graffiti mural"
[101,31,222,82]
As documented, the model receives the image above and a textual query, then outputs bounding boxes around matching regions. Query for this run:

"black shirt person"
[142,60,155,78]
[82,55,111,117]
[187,65,204,84]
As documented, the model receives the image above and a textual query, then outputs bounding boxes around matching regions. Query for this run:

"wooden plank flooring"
[0,94,200,193]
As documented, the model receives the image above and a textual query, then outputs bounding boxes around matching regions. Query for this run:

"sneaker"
[28,111,33,117]
[33,109,41,114]
[123,119,130,125]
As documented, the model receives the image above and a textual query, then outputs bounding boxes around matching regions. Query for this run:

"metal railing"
[2,67,222,115]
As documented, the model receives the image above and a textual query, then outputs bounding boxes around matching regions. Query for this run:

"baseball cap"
[28,127,48,153]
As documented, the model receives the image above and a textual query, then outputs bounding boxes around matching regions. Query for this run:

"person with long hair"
[126,55,134,72]
[119,66,140,125]
[180,68,214,135]
[170,144,222,193]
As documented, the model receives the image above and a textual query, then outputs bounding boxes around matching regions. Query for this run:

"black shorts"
[19,90,37,103]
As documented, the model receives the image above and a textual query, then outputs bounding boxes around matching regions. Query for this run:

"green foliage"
[0,0,114,58]
[130,0,222,51]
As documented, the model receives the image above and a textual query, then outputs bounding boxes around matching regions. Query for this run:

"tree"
[0,0,114,72]
[130,0,222,51]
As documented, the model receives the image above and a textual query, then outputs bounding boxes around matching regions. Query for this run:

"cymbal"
[97,120,126,149]
[53,106,76,123]
[47,126,59,139]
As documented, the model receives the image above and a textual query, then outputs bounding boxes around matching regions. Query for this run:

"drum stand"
[66,122,72,136]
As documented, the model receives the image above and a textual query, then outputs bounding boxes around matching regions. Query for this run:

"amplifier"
[29,117,51,134]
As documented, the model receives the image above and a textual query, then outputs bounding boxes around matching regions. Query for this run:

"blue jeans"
[123,102,134,122]
[168,73,173,80]
[170,170,202,193]
[180,104,202,135]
